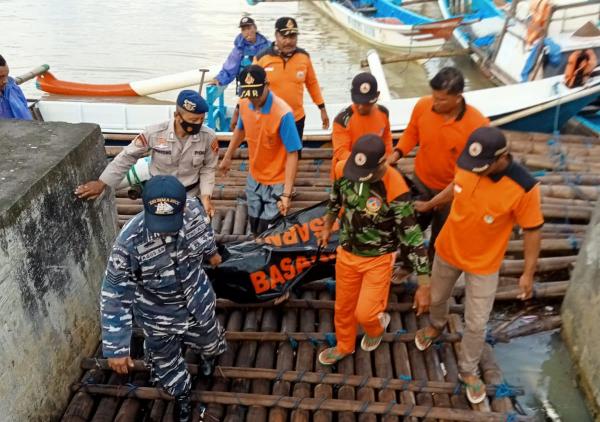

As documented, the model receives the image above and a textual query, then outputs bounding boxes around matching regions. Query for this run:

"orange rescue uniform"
[255,45,325,121]
[436,164,544,274]
[331,104,393,178]
[396,96,489,190]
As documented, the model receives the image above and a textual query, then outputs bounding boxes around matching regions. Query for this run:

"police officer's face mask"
[177,113,203,135]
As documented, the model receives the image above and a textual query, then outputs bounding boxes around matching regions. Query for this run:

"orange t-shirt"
[238,93,302,185]
[255,45,325,121]
[435,163,544,274]
[331,104,393,178]
[397,96,489,190]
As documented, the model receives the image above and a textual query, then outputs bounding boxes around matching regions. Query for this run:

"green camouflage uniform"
[327,175,430,275]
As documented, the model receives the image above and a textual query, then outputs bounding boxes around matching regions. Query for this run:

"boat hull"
[311,1,457,50]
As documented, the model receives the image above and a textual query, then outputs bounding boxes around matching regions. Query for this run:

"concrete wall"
[562,200,600,419]
[0,120,117,421]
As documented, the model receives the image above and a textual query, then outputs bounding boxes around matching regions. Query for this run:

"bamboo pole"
[478,345,514,414]
[71,386,533,421]
[61,369,105,421]
[224,309,260,421]
[291,290,316,422]
[314,290,334,422]
[205,309,243,419]
[360,49,471,67]
[354,341,377,422]
[268,298,298,421]
[89,372,126,422]
[80,361,525,396]
[494,315,562,343]
[402,299,436,421]
[388,293,418,422]
[246,307,279,421]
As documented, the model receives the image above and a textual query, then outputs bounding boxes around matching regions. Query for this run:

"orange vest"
[239,93,294,185]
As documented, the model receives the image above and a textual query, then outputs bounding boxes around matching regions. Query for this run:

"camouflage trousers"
[144,316,227,397]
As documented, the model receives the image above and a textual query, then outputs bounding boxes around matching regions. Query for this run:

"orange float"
[564,49,598,88]
[526,0,552,46]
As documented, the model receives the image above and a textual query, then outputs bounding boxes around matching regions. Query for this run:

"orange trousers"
[334,247,393,354]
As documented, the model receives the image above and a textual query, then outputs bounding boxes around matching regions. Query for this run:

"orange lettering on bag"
[295,256,312,273]
[282,227,299,245]
[250,271,269,294]
[296,223,311,242]
[280,257,297,280]
[269,265,286,288]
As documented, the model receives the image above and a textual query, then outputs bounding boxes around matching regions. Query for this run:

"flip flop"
[318,347,352,365]
[414,326,441,351]
[458,373,487,404]
[361,312,391,352]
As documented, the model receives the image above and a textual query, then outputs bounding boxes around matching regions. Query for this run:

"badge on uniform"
[483,214,495,224]
[365,196,382,215]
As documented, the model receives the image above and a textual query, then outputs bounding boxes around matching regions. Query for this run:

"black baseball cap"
[238,65,267,99]
[343,134,387,182]
[143,175,186,233]
[457,127,508,173]
[351,72,379,104]
[239,16,255,27]
[275,17,299,36]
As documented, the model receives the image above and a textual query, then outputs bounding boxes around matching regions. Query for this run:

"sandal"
[361,312,391,352]
[318,347,352,365]
[458,373,487,404]
[414,326,442,351]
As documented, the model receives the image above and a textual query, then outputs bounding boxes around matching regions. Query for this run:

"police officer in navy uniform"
[100,175,227,422]
[75,90,219,217]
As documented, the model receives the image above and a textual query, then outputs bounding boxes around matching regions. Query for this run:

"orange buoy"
[526,0,552,46]
[36,72,138,96]
[564,49,598,88]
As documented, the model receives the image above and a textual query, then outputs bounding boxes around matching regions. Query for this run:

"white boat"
[34,70,600,136]
[310,0,461,50]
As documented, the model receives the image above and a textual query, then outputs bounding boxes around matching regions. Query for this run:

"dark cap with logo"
[143,175,186,233]
[457,127,508,173]
[177,90,208,114]
[238,65,267,99]
[275,17,299,36]
[351,72,379,104]
[239,16,255,27]
[343,134,387,182]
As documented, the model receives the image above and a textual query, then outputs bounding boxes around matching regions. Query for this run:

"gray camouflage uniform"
[99,119,218,197]
[100,197,226,397]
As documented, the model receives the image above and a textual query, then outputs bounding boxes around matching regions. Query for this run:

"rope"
[314,396,327,412]
[313,159,323,179]
[485,330,498,346]
[294,370,307,383]
[383,399,397,417]
[239,160,247,172]
[125,383,139,396]
[308,336,321,348]
[325,278,336,297]
[494,381,520,398]
[274,369,285,383]
[453,382,463,395]
[505,411,519,422]
[292,397,304,410]
[324,332,337,347]
[403,404,415,417]
[358,376,369,389]
[272,394,285,408]
[380,377,392,390]
[287,335,298,350]
[358,400,371,414]
[393,329,407,340]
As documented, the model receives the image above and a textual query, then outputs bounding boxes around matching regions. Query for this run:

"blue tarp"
[520,38,562,82]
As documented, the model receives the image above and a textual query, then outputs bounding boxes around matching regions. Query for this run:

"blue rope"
[383,400,396,416]
[358,401,371,413]
[394,329,407,340]
[325,332,337,347]
[314,159,323,178]
[433,340,443,350]
[308,336,321,348]
[568,234,580,250]
[452,382,463,395]
[494,381,519,398]
[239,160,247,172]
[485,330,497,346]
[505,411,518,422]
[403,404,414,417]
[287,335,298,350]
[325,278,336,297]
[398,374,412,382]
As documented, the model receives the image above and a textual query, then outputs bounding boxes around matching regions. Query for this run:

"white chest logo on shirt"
[296,70,305,79]
[454,184,463,194]
[469,142,483,157]
[483,214,494,224]
[155,202,175,215]
[265,67,274,72]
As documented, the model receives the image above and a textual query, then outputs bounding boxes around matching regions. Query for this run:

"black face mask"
[179,116,202,135]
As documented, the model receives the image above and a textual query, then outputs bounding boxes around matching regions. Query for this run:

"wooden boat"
[310,0,462,49]
[437,0,506,49]
[33,70,600,136]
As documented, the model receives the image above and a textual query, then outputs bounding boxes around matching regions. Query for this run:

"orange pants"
[334,247,393,354]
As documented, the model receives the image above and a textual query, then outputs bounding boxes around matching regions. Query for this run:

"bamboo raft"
[60,129,598,421]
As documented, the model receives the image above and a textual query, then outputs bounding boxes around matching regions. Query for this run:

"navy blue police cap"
[177,90,209,114]
[143,175,186,233]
